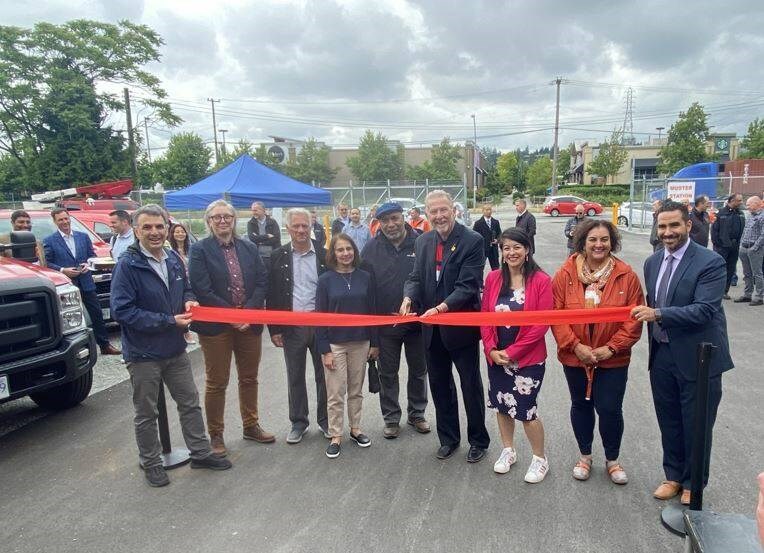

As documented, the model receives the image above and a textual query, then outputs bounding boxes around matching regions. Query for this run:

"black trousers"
[563,365,628,461]
[485,246,499,271]
[377,326,428,425]
[650,342,722,488]
[424,327,489,449]
[714,245,739,293]
[81,288,109,346]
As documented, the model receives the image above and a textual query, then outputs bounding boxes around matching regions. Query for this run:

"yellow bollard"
[612,203,619,226]
[323,214,331,248]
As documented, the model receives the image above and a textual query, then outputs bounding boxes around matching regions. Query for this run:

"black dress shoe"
[733,296,752,303]
[466,446,487,463]
[436,443,458,459]
[144,465,170,487]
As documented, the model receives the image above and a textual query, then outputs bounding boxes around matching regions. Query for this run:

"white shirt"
[110,228,134,260]
[59,229,77,259]
[655,238,691,302]
[291,243,318,312]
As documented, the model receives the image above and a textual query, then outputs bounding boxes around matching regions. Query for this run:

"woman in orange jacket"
[551,219,644,485]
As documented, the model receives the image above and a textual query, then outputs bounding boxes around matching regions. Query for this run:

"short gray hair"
[285,208,311,225]
[204,199,237,232]
[133,204,168,227]
[425,189,453,207]
[251,201,265,210]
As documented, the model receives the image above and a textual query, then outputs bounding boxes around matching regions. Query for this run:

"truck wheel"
[30,369,93,410]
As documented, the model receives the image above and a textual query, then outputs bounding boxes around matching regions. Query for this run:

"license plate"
[102,308,111,320]
[0,375,9,400]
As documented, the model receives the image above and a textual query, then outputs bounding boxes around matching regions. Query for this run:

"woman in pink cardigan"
[481,228,554,483]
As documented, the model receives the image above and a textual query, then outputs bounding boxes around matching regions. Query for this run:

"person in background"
[43,207,120,355]
[564,204,586,256]
[734,196,764,306]
[189,199,274,457]
[110,204,231,487]
[316,233,379,459]
[168,222,195,344]
[409,206,431,234]
[632,200,733,505]
[310,209,326,248]
[1,210,46,266]
[711,193,745,299]
[246,201,281,269]
[688,195,710,248]
[361,202,430,439]
[367,204,381,237]
[109,210,134,260]
[480,228,553,483]
[649,200,663,252]
[514,199,537,253]
[331,203,350,236]
[552,219,644,486]
[343,207,372,252]
[267,208,329,443]
[473,203,502,270]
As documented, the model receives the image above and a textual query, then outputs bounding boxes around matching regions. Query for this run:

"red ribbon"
[190,305,635,327]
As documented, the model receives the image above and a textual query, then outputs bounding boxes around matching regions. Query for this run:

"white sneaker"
[524,455,549,483]
[493,447,517,474]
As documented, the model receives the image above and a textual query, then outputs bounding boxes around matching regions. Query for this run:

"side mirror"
[10,231,38,262]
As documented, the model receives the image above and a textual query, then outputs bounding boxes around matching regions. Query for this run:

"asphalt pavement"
[1,210,762,553]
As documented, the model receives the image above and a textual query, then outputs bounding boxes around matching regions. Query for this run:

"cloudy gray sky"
[3,0,764,157]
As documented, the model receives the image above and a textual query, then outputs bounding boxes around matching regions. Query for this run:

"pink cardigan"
[480,269,553,367]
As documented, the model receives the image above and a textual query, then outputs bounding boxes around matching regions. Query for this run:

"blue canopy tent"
[164,154,332,210]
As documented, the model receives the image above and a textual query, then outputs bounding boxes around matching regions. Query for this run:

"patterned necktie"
[653,254,674,342]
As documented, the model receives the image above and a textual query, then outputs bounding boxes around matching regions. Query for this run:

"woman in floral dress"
[480,228,553,483]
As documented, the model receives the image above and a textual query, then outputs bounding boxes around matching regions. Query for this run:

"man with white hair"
[735,196,764,306]
[247,201,281,269]
[267,208,330,443]
[402,190,490,463]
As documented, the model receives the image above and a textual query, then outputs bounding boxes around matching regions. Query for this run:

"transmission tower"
[621,87,635,145]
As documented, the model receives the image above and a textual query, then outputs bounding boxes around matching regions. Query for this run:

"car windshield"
[0,214,103,243]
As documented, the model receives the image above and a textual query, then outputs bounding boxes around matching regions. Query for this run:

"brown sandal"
[573,457,592,481]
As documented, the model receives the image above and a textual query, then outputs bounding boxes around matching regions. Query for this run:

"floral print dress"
[486,288,545,421]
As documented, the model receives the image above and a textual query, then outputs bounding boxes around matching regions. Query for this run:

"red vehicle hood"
[0,256,71,286]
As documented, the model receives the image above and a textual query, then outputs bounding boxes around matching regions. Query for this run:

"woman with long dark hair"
[168,222,195,344]
[480,228,553,483]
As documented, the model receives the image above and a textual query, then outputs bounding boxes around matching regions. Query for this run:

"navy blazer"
[188,235,268,336]
[43,231,96,292]
[403,223,485,350]
[644,239,734,380]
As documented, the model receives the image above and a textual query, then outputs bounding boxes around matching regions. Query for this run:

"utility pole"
[656,126,665,141]
[471,114,478,207]
[124,88,138,179]
[551,76,562,194]
[208,98,220,164]
[143,117,152,163]
[219,128,228,158]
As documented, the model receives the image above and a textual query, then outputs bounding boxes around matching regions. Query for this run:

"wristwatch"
[654,308,662,323]
[607,345,617,356]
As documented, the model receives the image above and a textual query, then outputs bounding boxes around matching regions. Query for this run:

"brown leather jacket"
[551,254,644,368]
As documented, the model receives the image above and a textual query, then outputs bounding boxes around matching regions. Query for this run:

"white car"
[617,201,653,228]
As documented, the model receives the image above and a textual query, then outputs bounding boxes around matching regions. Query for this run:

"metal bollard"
[157,381,191,469]
[612,203,619,226]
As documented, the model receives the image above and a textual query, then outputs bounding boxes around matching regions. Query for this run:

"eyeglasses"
[209,214,234,222]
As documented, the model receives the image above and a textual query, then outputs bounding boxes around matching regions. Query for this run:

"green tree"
[212,139,256,169]
[496,151,519,188]
[284,138,336,184]
[658,102,711,174]
[0,20,179,193]
[557,147,572,183]
[587,131,629,184]
[740,118,764,158]
[346,130,404,182]
[525,155,552,195]
[152,133,210,189]
[407,138,461,181]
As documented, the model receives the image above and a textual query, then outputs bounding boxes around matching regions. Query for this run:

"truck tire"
[30,369,93,410]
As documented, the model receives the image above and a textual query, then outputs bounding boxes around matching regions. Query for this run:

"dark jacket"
[246,216,281,255]
[315,269,379,353]
[331,218,347,236]
[110,245,194,362]
[313,221,326,248]
[711,205,745,249]
[403,223,485,350]
[361,225,420,319]
[515,211,537,252]
[688,208,710,247]
[267,240,327,336]
[472,216,502,255]
[649,212,662,251]
[43,230,96,292]
[564,215,586,250]
[644,240,733,380]
[188,235,268,336]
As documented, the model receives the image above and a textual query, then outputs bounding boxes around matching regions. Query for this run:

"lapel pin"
[450,244,456,252]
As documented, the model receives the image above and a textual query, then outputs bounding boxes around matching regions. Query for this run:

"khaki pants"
[325,340,369,438]
[198,329,262,437]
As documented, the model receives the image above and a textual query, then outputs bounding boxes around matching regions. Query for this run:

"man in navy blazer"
[43,207,120,355]
[402,190,490,463]
[632,200,733,505]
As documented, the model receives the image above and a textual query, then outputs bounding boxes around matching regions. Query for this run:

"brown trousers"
[198,329,262,437]
[325,340,369,438]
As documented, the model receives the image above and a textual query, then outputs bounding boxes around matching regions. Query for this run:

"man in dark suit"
[246,201,281,269]
[310,209,326,249]
[514,199,537,253]
[268,208,329,444]
[43,207,120,355]
[711,193,745,298]
[473,203,502,270]
[632,200,733,506]
[401,190,490,463]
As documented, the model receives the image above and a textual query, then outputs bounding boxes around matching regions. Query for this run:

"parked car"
[388,197,425,212]
[543,195,603,217]
[617,201,653,228]
[71,211,118,242]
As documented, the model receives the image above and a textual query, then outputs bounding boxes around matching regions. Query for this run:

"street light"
[471,114,477,207]
[219,128,228,157]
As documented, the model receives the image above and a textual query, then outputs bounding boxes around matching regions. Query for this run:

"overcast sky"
[3,0,764,157]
